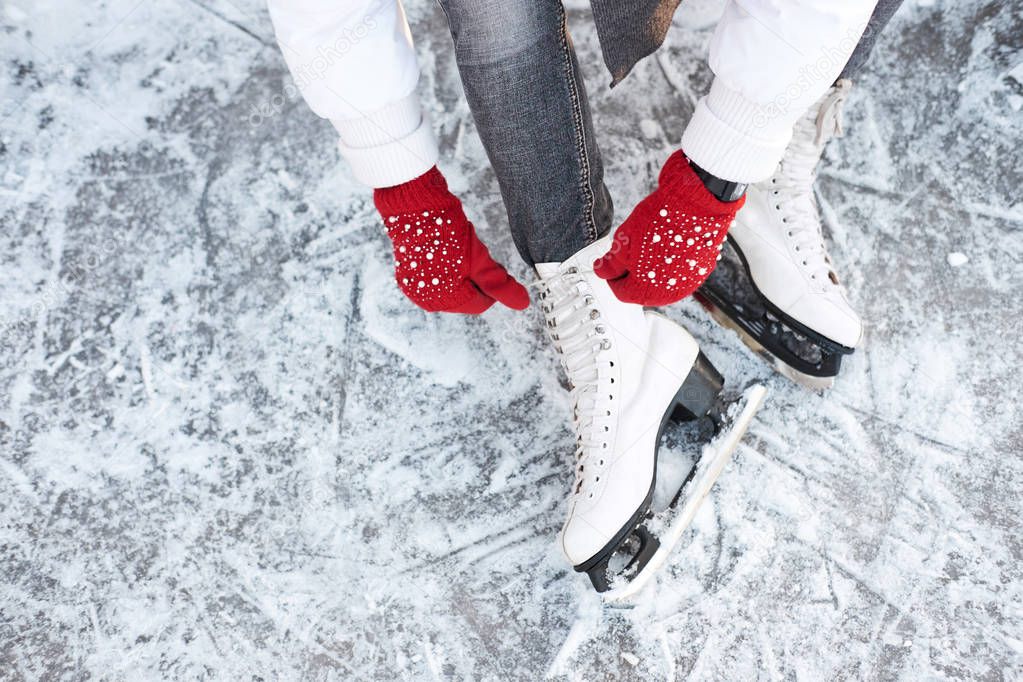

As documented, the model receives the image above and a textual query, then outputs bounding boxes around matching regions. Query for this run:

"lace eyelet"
[600,339,612,350]
[589,309,600,320]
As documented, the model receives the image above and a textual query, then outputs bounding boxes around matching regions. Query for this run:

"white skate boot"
[536,236,766,597]
[696,79,863,389]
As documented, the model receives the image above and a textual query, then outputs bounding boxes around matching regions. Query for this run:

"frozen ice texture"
[1,0,1020,679]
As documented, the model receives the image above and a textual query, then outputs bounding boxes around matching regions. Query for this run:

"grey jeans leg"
[840,0,906,79]
[436,0,613,267]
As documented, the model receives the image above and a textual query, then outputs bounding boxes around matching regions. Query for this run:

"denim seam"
[557,6,597,244]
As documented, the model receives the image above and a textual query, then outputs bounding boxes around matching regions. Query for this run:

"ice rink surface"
[2,0,1021,678]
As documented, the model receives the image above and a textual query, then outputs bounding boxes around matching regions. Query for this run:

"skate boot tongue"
[813,78,850,145]
[784,79,851,185]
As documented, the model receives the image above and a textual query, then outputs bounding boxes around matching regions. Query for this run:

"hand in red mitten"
[594,151,745,306]
[374,167,529,314]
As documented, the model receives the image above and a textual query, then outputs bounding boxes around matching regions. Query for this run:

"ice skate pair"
[536,82,861,598]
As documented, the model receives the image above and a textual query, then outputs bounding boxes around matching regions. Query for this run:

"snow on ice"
[1,0,1021,679]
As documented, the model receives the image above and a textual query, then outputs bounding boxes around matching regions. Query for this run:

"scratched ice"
[1,0,1020,679]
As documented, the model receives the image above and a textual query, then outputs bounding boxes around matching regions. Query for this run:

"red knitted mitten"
[594,151,745,306]
[374,167,529,314]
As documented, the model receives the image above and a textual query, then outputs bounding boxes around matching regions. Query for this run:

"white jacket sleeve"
[266,0,438,187]
[681,0,878,183]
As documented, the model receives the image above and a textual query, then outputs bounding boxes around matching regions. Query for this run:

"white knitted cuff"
[333,95,439,188]
[680,79,793,184]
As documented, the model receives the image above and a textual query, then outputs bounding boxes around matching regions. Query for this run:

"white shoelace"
[770,81,850,285]
[534,267,614,499]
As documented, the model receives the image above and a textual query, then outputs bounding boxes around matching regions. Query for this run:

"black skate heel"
[669,352,724,423]
[581,523,660,593]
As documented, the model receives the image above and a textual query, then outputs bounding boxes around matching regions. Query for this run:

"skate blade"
[774,362,834,391]
[601,384,768,605]
[701,300,835,391]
